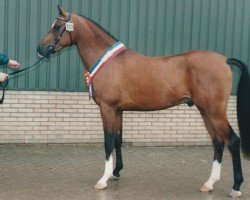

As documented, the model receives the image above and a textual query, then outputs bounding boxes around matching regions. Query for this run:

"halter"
[85,42,126,99]
[47,12,74,56]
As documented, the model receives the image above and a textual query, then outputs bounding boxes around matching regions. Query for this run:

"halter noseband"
[48,12,73,55]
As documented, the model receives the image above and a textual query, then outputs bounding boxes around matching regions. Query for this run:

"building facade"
[0,0,249,145]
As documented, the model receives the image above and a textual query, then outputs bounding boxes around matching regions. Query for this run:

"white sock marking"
[204,160,221,188]
[98,154,113,185]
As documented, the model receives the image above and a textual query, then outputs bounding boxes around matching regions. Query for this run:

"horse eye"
[53,24,61,31]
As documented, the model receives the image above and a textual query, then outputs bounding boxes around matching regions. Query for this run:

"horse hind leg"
[208,118,243,198]
[200,114,225,192]
[199,111,243,198]
[227,126,243,198]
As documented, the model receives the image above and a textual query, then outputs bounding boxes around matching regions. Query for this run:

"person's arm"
[0,53,9,65]
[0,53,20,68]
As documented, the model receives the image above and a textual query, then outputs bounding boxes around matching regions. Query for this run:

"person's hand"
[0,72,8,82]
[8,59,20,69]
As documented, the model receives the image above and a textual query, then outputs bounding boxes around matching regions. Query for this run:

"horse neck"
[74,16,117,71]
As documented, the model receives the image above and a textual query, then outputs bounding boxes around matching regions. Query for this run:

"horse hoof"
[200,184,213,192]
[109,175,119,181]
[228,189,241,198]
[94,182,107,190]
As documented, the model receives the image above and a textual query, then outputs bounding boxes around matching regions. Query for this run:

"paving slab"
[0,145,249,200]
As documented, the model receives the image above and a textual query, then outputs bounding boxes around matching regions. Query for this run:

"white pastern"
[203,160,221,190]
[97,154,113,187]
[228,189,241,198]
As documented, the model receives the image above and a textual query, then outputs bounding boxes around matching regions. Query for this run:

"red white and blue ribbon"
[85,41,126,99]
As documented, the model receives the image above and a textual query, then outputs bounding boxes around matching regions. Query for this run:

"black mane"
[79,15,118,41]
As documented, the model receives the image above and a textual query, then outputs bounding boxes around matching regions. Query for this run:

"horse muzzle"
[37,44,56,58]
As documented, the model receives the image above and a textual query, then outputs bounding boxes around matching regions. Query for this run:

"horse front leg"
[111,111,123,180]
[94,105,122,190]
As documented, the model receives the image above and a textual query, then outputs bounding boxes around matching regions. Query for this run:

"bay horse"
[37,6,250,198]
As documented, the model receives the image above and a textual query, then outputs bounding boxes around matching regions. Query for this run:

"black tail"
[227,58,250,158]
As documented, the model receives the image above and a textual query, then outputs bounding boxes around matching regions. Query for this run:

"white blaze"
[51,20,56,28]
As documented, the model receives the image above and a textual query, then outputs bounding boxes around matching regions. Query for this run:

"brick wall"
[0,91,238,146]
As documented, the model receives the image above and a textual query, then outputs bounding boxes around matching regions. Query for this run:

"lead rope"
[0,57,45,104]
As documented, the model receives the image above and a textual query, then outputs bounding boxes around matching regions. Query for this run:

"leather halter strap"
[48,12,73,55]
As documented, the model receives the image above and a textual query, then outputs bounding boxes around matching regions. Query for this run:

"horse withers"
[37,5,250,198]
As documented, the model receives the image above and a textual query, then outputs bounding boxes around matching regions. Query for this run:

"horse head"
[37,5,74,58]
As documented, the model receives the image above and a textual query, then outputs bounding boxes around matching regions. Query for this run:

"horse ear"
[57,5,66,16]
